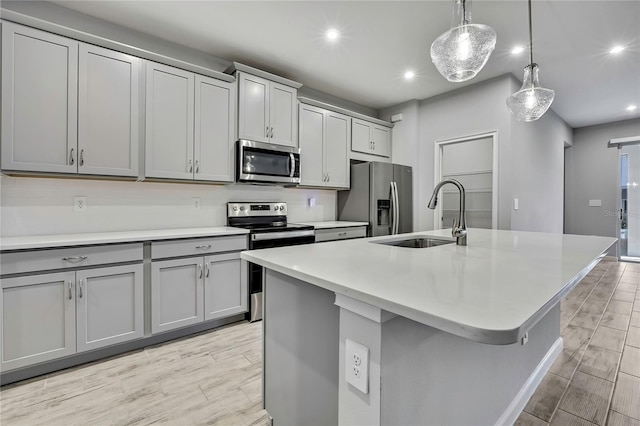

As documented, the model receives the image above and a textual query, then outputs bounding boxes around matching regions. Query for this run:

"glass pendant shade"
[430,0,497,83]
[506,64,555,122]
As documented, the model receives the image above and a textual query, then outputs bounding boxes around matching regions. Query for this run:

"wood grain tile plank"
[627,327,640,348]
[524,373,570,422]
[559,371,614,425]
[550,409,598,425]
[620,345,640,378]
[590,326,627,353]
[607,410,640,426]
[516,411,550,426]
[611,372,640,420]
[599,312,631,331]
[578,346,621,382]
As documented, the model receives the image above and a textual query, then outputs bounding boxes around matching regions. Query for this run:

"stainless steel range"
[227,202,315,322]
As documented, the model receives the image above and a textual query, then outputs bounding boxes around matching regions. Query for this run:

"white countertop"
[0,227,249,251]
[295,221,369,229]
[242,228,616,344]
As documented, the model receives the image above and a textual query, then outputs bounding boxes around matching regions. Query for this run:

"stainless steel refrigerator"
[338,162,413,236]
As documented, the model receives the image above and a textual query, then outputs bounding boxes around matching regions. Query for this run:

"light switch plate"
[192,197,201,210]
[345,339,369,394]
[513,198,519,210]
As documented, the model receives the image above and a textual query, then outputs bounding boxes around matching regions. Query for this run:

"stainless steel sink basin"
[374,237,456,248]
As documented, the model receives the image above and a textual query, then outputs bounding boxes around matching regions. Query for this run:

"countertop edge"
[0,227,250,251]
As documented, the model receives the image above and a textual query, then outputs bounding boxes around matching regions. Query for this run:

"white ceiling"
[49,0,640,128]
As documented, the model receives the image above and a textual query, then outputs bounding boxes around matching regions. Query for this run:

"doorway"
[619,142,640,261]
[434,132,498,230]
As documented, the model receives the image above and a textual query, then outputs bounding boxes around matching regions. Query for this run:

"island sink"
[373,236,455,248]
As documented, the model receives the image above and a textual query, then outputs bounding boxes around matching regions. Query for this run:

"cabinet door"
[1,272,76,371]
[145,62,195,179]
[194,75,235,182]
[78,44,140,177]
[298,104,326,187]
[238,72,269,143]
[325,111,351,188]
[351,118,373,155]
[269,82,298,147]
[371,125,391,158]
[76,264,144,352]
[204,253,248,321]
[151,257,204,334]
[1,22,78,173]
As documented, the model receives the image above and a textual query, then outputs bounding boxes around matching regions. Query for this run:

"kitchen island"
[241,228,616,426]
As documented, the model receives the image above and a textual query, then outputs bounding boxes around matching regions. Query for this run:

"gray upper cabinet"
[1,272,76,371]
[194,75,236,182]
[146,62,235,182]
[238,72,298,147]
[1,23,142,177]
[145,61,195,180]
[351,118,391,158]
[1,22,78,174]
[299,103,350,188]
[78,44,140,177]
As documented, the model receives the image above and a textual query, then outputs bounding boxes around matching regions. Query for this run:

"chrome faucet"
[428,179,467,246]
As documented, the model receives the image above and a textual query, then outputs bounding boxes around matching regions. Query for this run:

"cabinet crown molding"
[225,62,302,89]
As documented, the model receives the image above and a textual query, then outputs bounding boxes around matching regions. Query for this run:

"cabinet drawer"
[151,235,248,260]
[1,243,143,276]
[315,227,367,243]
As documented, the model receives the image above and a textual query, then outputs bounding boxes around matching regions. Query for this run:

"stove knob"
[233,206,238,212]
[278,206,283,211]
[239,206,245,211]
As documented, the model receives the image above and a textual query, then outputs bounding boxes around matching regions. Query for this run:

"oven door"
[237,140,300,184]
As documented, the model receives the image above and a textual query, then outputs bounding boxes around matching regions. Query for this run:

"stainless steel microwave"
[236,140,301,185]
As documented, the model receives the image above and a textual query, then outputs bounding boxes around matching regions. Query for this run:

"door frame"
[613,136,640,262]
[433,131,499,230]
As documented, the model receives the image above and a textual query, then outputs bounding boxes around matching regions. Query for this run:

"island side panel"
[380,304,561,425]
[263,269,340,426]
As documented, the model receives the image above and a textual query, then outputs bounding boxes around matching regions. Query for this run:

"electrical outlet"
[345,339,369,394]
[74,196,88,212]
[521,332,529,345]
[192,197,201,210]
[308,197,316,207]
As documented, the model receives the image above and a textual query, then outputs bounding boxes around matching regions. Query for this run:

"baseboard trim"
[496,337,563,426]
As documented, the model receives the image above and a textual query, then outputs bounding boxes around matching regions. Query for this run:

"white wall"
[510,78,571,234]
[0,176,336,236]
[418,76,514,232]
[565,119,640,243]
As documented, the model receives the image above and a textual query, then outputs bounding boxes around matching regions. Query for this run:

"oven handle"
[289,153,296,178]
[252,230,315,241]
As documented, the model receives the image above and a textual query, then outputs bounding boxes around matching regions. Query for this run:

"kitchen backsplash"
[0,175,337,237]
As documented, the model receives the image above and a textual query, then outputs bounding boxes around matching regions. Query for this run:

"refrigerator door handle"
[393,182,400,235]
[389,182,395,235]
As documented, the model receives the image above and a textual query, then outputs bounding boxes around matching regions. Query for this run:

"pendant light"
[430,0,497,83]
[506,0,555,122]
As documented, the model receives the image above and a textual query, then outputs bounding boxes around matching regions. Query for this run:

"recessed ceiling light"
[627,105,638,111]
[511,46,525,55]
[610,45,625,54]
[404,70,415,80]
[326,28,340,41]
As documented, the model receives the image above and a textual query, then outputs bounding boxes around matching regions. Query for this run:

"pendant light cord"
[528,0,534,65]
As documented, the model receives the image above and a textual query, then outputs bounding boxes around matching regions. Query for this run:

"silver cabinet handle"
[196,245,211,250]
[198,264,203,279]
[195,160,200,173]
[270,127,274,138]
[62,256,88,262]
[266,126,270,138]
[69,148,75,165]
[68,281,73,300]
[205,263,210,278]
[327,174,330,182]
[338,232,347,237]
[79,149,85,166]
[78,279,83,298]
[188,159,193,173]
[374,141,376,150]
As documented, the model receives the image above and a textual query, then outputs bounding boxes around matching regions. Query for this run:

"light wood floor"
[516,260,640,426]
[0,320,269,425]
[1,260,639,426]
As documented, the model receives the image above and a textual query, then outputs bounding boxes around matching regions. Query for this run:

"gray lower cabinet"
[151,252,248,334]
[315,226,367,243]
[1,263,144,371]
[204,252,247,321]
[1,272,76,371]
[151,257,205,334]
